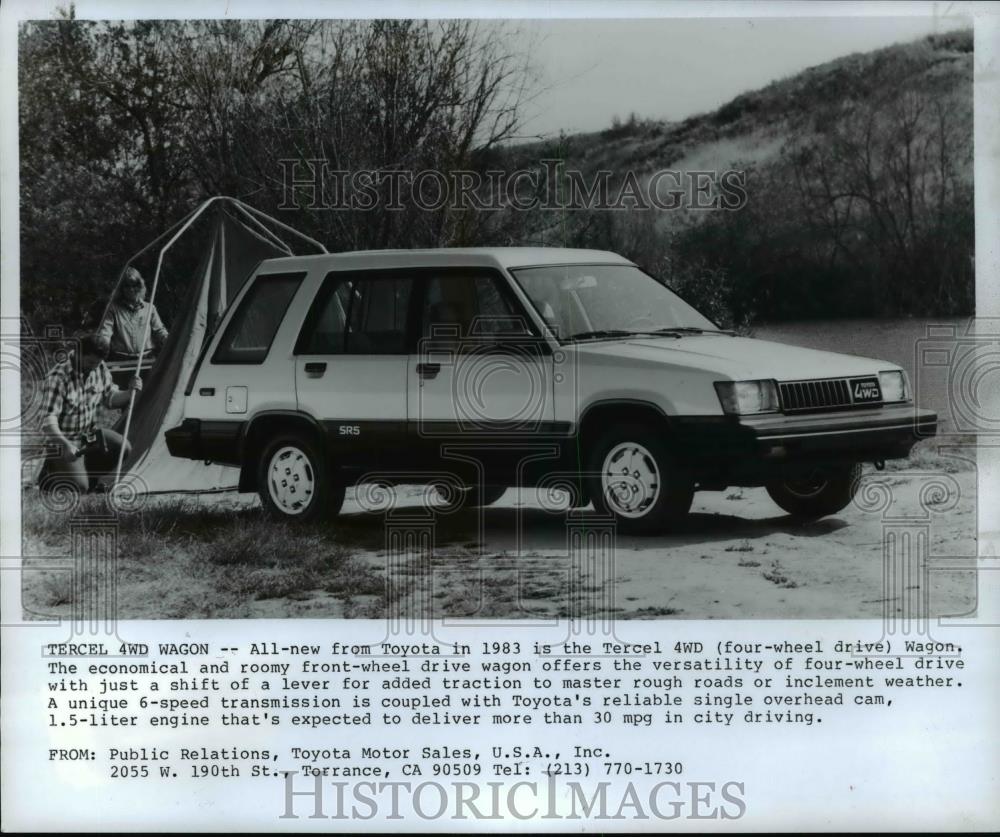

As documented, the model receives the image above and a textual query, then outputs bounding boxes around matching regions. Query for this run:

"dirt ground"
[20,455,978,621]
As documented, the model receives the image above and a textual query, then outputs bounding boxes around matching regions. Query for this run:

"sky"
[515,15,970,139]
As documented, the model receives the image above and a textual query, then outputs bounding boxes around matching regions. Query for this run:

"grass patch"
[35,559,120,613]
[40,569,76,607]
[203,518,329,567]
[630,606,682,618]
[18,491,374,615]
[218,565,322,601]
[762,561,800,589]
[323,559,386,600]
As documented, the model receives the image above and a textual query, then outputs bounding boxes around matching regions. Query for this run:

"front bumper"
[673,404,937,479]
[740,404,937,458]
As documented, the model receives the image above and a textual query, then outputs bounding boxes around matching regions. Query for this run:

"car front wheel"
[587,423,694,534]
[766,463,862,520]
[258,433,344,523]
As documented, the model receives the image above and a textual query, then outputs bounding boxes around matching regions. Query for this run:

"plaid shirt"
[97,300,168,356]
[42,356,119,438]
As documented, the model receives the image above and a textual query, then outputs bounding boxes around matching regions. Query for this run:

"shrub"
[662,257,754,334]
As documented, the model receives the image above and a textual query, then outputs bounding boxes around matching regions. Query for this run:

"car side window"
[421,274,530,339]
[212,272,304,364]
[298,273,413,355]
[298,280,352,354]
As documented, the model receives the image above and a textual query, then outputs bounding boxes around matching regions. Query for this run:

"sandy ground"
[20,465,978,621]
[331,469,978,621]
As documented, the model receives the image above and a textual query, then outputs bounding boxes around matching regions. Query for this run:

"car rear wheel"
[258,432,344,523]
[766,463,862,520]
[587,423,694,534]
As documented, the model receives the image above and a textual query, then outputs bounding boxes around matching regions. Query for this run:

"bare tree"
[786,82,972,313]
[173,19,536,250]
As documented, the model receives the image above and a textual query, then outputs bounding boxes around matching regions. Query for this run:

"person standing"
[97,266,169,360]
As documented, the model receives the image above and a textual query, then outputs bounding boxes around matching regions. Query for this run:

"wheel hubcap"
[601,442,660,518]
[267,446,315,515]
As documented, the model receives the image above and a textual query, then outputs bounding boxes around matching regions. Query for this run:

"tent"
[109,197,326,495]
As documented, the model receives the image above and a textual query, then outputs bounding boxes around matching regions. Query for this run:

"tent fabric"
[116,206,289,494]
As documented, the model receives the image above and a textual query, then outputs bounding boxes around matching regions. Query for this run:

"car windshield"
[509,263,719,342]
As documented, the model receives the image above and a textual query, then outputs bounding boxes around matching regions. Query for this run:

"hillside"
[17,21,974,331]
[512,29,972,182]
[493,29,974,321]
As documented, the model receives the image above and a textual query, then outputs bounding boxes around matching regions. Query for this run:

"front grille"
[779,378,856,412]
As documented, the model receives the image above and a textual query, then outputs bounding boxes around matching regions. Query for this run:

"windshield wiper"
[566,327,736,343]
[566,329,638,342]
[650,326,736,336]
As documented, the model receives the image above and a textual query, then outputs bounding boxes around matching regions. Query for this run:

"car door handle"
[416,362,441,379]
[304,362,327,378]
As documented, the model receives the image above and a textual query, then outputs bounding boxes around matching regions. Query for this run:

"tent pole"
[231,198,328,253]
[112,196,224,489]
[228,203,294,254]
[225,207,294,254]
[218,218,227,310]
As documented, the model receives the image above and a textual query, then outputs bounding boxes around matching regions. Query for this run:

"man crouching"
[39,333,143,493]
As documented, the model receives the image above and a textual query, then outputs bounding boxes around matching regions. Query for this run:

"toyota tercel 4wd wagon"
[165,248,937,532]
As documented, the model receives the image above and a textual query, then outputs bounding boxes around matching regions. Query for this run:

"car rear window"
[212,272,304,364]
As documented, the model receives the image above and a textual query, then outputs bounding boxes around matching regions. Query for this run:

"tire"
[257,432,345,523]
[434,483,508,512]
[586,422,694,534]
[766,463,862,520]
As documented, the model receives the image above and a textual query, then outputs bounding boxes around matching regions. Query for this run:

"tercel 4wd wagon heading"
[166,248,936,533]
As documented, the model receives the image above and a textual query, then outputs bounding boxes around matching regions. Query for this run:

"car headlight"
[714,380,780,415]
[878,370,910,403]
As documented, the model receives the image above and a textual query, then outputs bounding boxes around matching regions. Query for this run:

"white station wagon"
[166,248,936,532]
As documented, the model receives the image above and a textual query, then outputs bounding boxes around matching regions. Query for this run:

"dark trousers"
[39,428,131,493]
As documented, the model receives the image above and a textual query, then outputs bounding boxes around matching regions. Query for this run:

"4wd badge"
[851,378,882,403]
